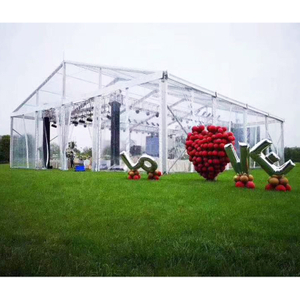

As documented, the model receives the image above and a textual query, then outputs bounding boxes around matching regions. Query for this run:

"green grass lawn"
[0,164,299,276]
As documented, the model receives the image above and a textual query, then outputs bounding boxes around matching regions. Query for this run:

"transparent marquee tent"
[10,60,285,173]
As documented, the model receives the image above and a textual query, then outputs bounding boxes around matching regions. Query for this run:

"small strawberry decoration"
[185,125,233,181]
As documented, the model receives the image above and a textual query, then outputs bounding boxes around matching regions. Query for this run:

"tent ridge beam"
[64,60,160,75]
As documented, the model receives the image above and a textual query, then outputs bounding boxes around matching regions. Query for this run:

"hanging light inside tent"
[156,112,159,118]
[72,117,79,126]
[79,112,85,124]
[86,104,93,122]
[136,110,139,114]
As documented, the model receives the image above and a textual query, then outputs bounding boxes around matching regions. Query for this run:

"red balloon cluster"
[128,169,141,180]
[127,169,162,180]
[186,125,234,180]
[148,170,162,180]
[234,174,255,189]
[265,175,292,192]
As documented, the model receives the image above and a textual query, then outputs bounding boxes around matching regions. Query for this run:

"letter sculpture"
[224,142,255,189]
[250,139,295,191]
[225,139,295,192]
[120,151,162,180]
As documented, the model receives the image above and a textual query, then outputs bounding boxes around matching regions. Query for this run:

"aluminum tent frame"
[10,60,285,173]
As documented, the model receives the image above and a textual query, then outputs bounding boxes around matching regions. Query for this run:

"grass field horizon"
[0,164,299,276]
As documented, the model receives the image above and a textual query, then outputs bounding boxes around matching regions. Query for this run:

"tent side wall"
[11,112,44,169]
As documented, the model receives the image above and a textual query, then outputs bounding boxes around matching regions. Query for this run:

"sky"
[0,23,299,148]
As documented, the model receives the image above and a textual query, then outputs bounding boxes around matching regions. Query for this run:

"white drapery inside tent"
[56,104,72,170]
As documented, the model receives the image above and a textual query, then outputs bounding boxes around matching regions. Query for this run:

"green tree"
[82,147,92,157]
[69,141,80,156]
[0,135,10,163]
[285,147,300,162]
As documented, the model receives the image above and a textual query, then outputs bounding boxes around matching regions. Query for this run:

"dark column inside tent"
[43,116,51,169]
[110,101,121,167]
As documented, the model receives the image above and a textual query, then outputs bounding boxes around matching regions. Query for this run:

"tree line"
[284,147,300,163]
[0,135,10,163]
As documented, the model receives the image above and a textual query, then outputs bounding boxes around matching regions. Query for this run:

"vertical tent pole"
[92,96,101,171]
[190,89,195,173]
[97,68,103,167]
[281,121,285,164]
[35,91,40,169]
[212,94,217,125]
[125,88,130,154]
[60,106,65,169]
[159,75,168,174]
[99,110,103,169]
[253,125,257,168]
[35,111,39,169]
[243,107,248,143]
[98,98,102,171]
[10,117,13,168]
[23,115,29,169]
[62,62,66,104]
[62,104,72,170]
[265,115,269,154]
[191,89,195,125]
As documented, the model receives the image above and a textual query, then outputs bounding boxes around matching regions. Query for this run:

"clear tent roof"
[12,60,284,132]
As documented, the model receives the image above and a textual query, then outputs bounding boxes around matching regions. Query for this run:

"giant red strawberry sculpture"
[185,125,235,181]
